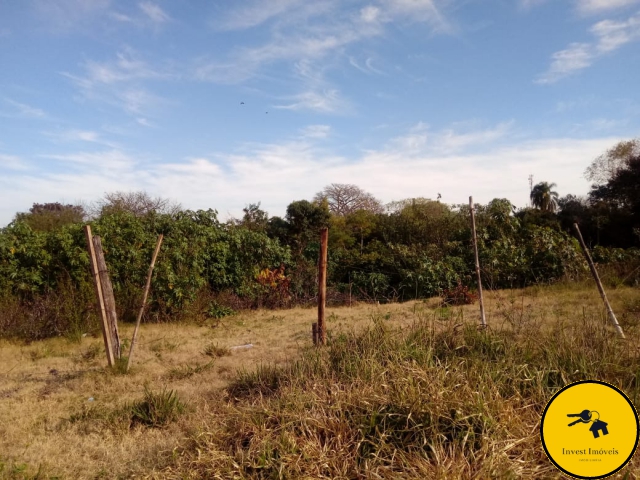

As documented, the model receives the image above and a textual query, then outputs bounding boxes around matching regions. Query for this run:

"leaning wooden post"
[469,197,487,327]
[93,236,121,359]
[573,223,625,339]
[127,234,164,372]
[317,227,328,345]
[84,225,115,367]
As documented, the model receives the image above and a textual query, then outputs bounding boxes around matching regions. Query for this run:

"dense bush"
[0,209,291,338]
[1,192,637,340]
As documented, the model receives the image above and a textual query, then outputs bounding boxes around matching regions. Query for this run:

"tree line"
[1,139,638,340]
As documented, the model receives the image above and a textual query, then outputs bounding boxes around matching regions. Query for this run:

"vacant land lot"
[1,283,639,479]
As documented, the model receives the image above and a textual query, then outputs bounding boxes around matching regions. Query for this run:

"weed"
[202,342,230,358]
[80,343,101,361]
[441,281,478,306]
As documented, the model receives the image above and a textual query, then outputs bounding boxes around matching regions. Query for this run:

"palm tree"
[530,182,559,212]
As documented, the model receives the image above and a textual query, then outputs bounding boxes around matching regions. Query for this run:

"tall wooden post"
[127,234,164,372]
[573,224,625,339]
[317,227,328,345]
[469,197,487,327]
[93,236,120,359]
[84,225,115,367]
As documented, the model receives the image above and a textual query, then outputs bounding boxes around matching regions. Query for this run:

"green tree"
[238,203,269,233]
[530,182,559,212]
[14,202,85,232]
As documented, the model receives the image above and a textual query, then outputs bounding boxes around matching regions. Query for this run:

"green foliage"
[530,182,559,212]
[14,202,85,233]
[206,302,235,319]
[125,386,186,428]
[0,208,290,338]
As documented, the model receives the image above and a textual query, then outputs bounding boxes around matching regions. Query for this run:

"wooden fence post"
[93,236,120,359]
[127,234,164,372]
[312,322,318,345]
[317,227,328,345]
[84,225,115,367]
[469,197,487,327]
[573,223,625,339]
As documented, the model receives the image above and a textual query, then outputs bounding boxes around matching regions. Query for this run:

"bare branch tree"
[92,191,182,218]
[585,139,640,185]
[313,184,383,216]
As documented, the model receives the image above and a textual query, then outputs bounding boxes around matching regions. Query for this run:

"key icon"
[567,409,592,426]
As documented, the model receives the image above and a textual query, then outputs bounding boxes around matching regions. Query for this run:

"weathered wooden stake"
[573,223,625,339]
[93,236,120,359]
[84,225,115,367]
[312,322,318,345]
[317,227,328,345]
[469,197,487,327]
[127,234,164,372]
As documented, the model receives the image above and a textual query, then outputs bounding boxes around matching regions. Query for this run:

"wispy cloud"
[0,154,29,171]
[43,129,119,147]
[519,0,550,10]
[216,0,307,31]
[536,12,640,83]
[197,0,453,104]
[275,89,349,114]
[139,2,170,24]
[2,99,47,119]
[62,48,174,116]
[575,0,640,15]
[389,121,514,154]
[41,149,137,172]
[300,124,332,139]
[32,0,112,32]
[349,56,385,75]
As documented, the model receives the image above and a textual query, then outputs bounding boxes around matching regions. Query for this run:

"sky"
[0,0,639,226]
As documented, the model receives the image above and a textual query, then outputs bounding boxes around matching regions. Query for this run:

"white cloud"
[62,49,174,116]
[0,154,29,171]
[43,129,119,147]
[591,14,640,52]
[139,2,170,23]
[536,43,592,84]
[199,0,451,85]
[0,124,619,226]
[378,0,452,33]
[2,99,47,119]
[576,0,640,15]
[361,6,381,23]
[136,117,154,127]
[520,0,550,9]
[536,12,640,83]
[300,125,332,138]
[42,150,137,172]
[216,0,308,30]
[275,89,348,113]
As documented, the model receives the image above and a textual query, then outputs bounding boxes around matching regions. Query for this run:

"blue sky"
[1,0,639,225]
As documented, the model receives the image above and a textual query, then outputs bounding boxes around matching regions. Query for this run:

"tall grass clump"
[125,386,186,428]
[167,315,640,479]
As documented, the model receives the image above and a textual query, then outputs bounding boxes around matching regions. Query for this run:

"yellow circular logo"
[540,380,639,479]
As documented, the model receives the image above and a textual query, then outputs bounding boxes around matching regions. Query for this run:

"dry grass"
[1,284,639,478]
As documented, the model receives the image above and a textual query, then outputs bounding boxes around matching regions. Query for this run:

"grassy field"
[1,283,640,479]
